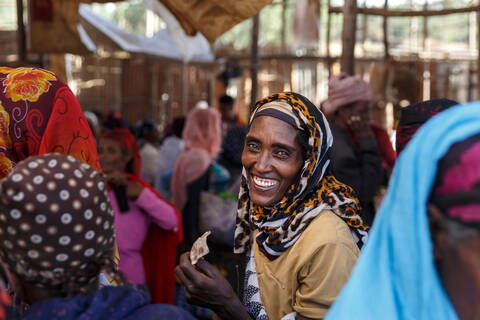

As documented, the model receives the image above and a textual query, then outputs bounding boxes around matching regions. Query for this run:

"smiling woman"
[176,92,369,320]
[242,115,304,207]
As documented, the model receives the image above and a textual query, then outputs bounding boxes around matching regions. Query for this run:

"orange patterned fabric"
[0,67,100,178]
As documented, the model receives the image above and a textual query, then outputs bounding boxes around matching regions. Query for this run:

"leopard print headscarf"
[234,92,369,258]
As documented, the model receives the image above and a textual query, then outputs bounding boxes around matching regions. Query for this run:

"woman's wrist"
[216,296,251,320]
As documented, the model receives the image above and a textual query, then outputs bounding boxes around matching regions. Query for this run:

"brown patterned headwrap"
[234,92,369,258]
[0,154,126,297]
[396,98,458,154]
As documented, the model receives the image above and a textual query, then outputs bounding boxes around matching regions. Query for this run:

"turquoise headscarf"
[326,102,480,320]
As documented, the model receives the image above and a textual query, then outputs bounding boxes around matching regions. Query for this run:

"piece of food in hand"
[190,231,211,265]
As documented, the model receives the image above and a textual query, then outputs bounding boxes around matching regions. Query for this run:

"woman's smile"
[251,175,279,190]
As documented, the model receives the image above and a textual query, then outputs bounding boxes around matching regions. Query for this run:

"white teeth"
[253,176,278,188]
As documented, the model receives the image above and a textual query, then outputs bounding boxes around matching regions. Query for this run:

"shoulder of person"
[298,210,358,250]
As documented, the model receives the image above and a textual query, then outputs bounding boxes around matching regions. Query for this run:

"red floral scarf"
[0,67,100,177]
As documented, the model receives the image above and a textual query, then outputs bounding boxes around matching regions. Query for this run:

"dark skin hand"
[104,170,144,200]
[175,253,319,320]
[175,252,250,320]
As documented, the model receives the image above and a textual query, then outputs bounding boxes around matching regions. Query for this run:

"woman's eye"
[275,150,289,158]
[247,143,260,152]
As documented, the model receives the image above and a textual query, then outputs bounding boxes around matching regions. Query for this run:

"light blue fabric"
[326,102,480,320]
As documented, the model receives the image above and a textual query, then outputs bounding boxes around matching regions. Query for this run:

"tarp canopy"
[157,0,273,43]
[79,4,213,62]
[29,0,272,55]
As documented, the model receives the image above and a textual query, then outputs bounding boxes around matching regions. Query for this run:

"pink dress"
[110,187,178,284]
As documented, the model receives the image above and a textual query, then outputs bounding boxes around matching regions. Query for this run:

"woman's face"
[429,205,480,319]
[242,116,304,207]
[98,138,130,174]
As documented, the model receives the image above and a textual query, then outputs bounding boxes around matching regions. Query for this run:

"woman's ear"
[428,203,448,261]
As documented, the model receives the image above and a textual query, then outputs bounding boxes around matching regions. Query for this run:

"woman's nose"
[254,151,271,172]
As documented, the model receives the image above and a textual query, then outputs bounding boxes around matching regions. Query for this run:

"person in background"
[322,73,390,225]
[0,154,194,320]
[218,94,248,191]
[219,95,243,134]
[0,66,100,177]
[156,117,186,198]
[326,102,480,320]
[102,110,130,131]
[176,92,368,320]
[396,98,458,154]
[171,107,229,247]
[218,123,247,192]
[137,120,161,186]
[99,128,182,304]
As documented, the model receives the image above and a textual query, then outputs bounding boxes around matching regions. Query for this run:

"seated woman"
[326,102,480,320]
[99,128,182,304]
[0,154,193,319]
[176,92,369,320]
[171,107,229,247]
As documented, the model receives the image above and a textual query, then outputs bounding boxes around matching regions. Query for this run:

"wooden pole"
[422,0,428,50]
[317,0,322,53]
[477,4,480,98]
[182,63,189,114]
[16,0,27,62]
[340,0,357,75]
[329,5,480,17]
[250,14,260,111]
[326,0,332,76]
[383,0,389,59]
[468,62,474,101]
[408,0,414,51]
[361,0,368,54]
[281,0,287,52]
[382,0,390,101]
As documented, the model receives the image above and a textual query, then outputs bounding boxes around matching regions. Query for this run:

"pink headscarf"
[432,136,480,225]
[171,108,222,210]
[322,72,373,116]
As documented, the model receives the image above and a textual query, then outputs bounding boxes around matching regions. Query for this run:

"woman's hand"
[126,181,144,200]
[175,252,251,320]
[105,170,127,186]
[105,171,144,200]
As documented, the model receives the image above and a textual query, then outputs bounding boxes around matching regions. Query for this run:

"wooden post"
[477,4,480,98]
[182,63,189,114]
[340,0,357,75]
[361,0,368,54]
[250,14,260,111]
[326,0,332,76]
[422,0,428,50]
[329,5,480,17]
[317,0,322,53]
[281,0,287,52]
[408,0,414,51]
[443,66,450,99]
[16,0,27,62]
[383,0,389,59]
[468,62,474,101]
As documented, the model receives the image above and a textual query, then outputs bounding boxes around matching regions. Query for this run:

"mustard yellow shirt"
[253,210,359,319]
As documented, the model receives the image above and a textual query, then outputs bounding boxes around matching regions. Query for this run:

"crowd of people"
[0,66,477,320]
